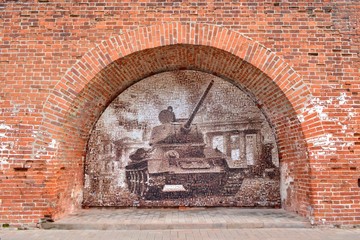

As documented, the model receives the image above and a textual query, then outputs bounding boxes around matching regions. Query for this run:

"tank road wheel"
[131,171,137,194]
[128,171,133,193]
[126,171,131,193]
[137,170,143,196]
[136,171,142,195]
[134,171,139,195]
[139,170,149,197]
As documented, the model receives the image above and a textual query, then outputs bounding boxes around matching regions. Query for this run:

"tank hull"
[125,155,246,200]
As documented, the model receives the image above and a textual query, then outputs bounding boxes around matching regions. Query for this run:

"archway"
[37,23,322,220]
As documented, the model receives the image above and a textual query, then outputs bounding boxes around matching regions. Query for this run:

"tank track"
[126,168,149,197]
[221,171,244,196]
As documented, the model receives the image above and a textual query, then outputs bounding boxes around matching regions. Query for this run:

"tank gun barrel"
[183,80,214,130]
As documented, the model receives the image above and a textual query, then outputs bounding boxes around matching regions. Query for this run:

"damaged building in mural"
[84,70,280,207]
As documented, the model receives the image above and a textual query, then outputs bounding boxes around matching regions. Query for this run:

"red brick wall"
[1,1,359,226]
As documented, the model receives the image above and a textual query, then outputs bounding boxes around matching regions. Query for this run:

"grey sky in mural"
[84,70,280,207]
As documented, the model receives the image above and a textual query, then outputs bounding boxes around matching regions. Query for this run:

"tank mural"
[83,70,280,207]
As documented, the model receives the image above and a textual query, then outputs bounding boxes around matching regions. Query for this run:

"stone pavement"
[2,208,360,240]
[1,228,360,240]
[41,208,311,230]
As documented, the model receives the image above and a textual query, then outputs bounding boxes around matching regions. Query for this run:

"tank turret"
[149,80,214,149]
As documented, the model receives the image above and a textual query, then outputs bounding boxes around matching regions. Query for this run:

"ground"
[1,228,360,240]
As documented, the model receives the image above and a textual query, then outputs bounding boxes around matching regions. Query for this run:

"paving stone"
[41,208,311,230]
[2,229,360,240]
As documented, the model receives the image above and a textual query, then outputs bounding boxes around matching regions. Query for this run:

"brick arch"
[39,23,323,220]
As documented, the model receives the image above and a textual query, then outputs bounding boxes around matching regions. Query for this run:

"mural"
[83,70,280,207]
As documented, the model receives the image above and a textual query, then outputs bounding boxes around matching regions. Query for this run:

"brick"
[0,0,359,227]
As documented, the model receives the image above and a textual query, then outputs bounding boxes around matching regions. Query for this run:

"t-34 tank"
[125,80,247,200]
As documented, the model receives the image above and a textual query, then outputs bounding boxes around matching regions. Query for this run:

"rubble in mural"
[83,70,280,207]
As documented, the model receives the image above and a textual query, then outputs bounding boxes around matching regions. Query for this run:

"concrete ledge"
[41,221,311,230]
[41,208,312,230]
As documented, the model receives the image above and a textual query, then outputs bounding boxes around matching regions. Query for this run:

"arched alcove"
[84,70,281,207]
[36,23,322,220]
